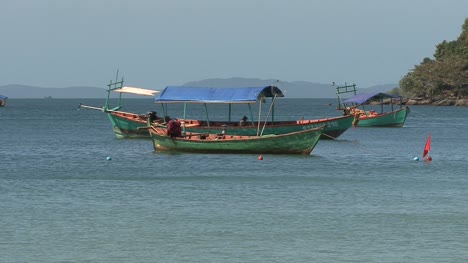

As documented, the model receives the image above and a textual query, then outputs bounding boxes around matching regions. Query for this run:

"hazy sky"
[2,0,467,89]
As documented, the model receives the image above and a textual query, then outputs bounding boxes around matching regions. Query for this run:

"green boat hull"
[182,115,352,140]
[150,126,325,155]
[107,112,149,139]
[356,106,410,127]
[108,112,353,140]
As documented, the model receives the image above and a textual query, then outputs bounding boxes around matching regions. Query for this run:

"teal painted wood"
[79,73,161,139]
[182,115,352,140]
[107,111,149,139]
[149,126,325,155]
[356,106,410,127]
[107,112,353,140]
[90,78,352,140]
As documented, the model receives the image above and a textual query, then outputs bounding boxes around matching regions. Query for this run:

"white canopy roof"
[114,87,160,96]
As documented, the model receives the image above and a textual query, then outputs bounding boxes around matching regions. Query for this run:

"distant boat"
[335,83,410,127]
[0,95,7,107]
[148,123,325,155]
[78,74,161,139]
[44,96,53,99]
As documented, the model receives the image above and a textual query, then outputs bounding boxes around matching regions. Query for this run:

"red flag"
[423,134,431,158]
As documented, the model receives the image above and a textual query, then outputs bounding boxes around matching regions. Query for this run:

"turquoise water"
[1,99,467,262]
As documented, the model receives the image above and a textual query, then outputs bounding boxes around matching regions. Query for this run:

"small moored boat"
[78,73,161,138]
[0,95,7,107]
[148,122,325,155]
[336,83,410,127]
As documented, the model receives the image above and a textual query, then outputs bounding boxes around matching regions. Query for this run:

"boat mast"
[104,70,125,111]
[335,82,357,109]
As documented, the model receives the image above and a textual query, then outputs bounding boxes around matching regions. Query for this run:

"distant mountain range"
[0,78,398,99]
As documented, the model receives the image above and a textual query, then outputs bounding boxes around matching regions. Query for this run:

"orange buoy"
[258,155,263,160]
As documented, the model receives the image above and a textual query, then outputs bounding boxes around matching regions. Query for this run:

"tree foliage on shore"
[400,18,468,100]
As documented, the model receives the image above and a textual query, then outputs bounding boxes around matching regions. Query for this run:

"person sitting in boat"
[349,107,359,115]
[343,107,351,116]
[147,111,158,122]
[239,116,248,126]
[352,112,361,127]
[166,119,182,137]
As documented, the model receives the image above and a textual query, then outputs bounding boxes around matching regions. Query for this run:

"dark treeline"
[398,18,468,103]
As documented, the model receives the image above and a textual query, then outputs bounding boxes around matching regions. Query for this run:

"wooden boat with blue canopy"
[154,86,353,139]
[336,83,410,127]
[78,74,161,138]
[0,95,7,107]
[147,122,325,155]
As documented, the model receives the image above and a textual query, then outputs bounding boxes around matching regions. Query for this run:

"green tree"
[437,55,468,99]
[401,18,468,100]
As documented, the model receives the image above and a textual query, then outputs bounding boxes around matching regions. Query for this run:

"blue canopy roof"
[342,92,401,105]
[0,95,7,99]
[154,86,284,104]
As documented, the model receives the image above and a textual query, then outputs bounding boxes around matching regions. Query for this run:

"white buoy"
[106,156,112,161]
[413,157,419,161]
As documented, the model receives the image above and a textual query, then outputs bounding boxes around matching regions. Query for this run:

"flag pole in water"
[423,134,432,162]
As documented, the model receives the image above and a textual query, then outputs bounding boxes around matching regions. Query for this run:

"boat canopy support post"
[256,99,263,136]
[204,103,210,127]
[271,97,275,122]
[380,96,384,114]
[183,102,187,120]
[260,94,278,136]
[361,104,368,115]
[160,104,168,121]
[248,104,254,126]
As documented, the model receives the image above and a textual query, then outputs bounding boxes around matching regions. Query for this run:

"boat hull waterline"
[149,126,326,155]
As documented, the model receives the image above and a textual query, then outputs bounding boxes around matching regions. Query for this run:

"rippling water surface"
[1,99,467,262]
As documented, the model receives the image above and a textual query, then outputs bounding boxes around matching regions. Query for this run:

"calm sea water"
[1,98,467,262]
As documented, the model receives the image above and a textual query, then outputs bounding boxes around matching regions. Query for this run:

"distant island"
[0,79,397,99]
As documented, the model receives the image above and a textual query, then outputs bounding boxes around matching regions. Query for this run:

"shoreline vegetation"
[397,18,468,106]
[405,97,468,106]
[373,97,468,106]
